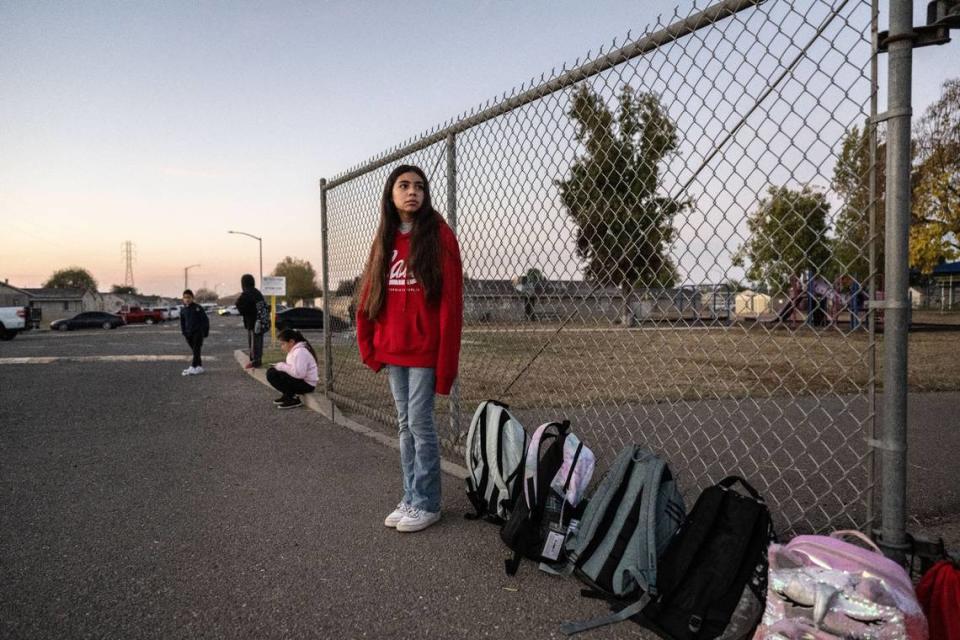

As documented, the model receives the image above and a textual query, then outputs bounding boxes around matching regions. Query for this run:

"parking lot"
[0,316,650,639]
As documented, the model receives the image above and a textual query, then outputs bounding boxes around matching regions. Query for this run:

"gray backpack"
[464,400,528,523]
[563,444,685,602]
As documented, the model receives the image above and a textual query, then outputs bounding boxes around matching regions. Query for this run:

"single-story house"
[0,281,32,307]
[23,288,101,325]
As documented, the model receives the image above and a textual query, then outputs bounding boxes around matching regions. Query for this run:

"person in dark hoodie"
[235,273,266,369]
[179,289,210,376]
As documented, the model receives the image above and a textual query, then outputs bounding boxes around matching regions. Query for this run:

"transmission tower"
[122,241,136,288]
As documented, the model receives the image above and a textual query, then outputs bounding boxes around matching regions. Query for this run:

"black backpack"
[254,299,271,334]
[500,420,593,576]
[637,476,775,640]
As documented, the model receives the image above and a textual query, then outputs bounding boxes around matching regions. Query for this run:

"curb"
[234,350,469,480]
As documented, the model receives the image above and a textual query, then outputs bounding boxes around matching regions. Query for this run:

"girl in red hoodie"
[357,165,463,533]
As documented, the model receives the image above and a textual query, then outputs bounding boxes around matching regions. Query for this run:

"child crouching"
[266,329,319,409]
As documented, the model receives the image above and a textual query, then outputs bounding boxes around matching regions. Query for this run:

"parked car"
[152,306,181,320]
[50,312,124,331]
[0,306,31,340]
[274,307,347,331]
[118,306,165,325]
[274,307,326,330]
[218,305,240,316]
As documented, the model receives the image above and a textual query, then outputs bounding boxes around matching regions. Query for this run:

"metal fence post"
[866,0,880,534]
[445,133,462,438]
[881,0,913,563]
[320,178,333,393]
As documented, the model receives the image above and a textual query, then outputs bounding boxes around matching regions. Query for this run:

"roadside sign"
[262,276,286,296]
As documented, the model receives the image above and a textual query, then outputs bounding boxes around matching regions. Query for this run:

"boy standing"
[180,289,209,376]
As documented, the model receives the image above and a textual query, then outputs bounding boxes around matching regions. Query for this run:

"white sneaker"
[384,502,411,528]
[193,366,204,375]
[182,367,195,376]
[396,508,441,532]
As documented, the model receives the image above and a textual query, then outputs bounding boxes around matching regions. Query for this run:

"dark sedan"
[274,307,326,331]
[273,308,350,332]
[50,312,124,331]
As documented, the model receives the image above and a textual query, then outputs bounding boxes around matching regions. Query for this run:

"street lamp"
[184,264,201,290]
[227,230,263,285]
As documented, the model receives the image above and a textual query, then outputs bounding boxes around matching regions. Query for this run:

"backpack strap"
[505,550,523,576]
[560,592,652,635]
[463,402,486,487]
[464,481,487,520]
[639,453,667,588]
[464,402,492,519]
[718,475,763,501]
[486,404,514,512]
[524,422,560,510]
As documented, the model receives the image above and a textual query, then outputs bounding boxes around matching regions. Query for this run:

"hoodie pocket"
[376,309,433,355]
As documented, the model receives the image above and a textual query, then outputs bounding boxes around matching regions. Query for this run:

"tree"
[272,257,320,305]
[44,267,98,291]
[524,267,546,284]
[910,78,960,273]
[334,276,360,297]
[111,285,139,295]
[831,122,885,283]
[556,85,683,324]
[733,186,832,295]
[194,288,218,303]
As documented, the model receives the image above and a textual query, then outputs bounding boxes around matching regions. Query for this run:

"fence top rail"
[319,0,764,191]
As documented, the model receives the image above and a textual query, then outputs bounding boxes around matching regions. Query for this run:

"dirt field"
[323,323,959,415]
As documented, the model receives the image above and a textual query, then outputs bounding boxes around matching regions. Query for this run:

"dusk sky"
[1,1,955,297]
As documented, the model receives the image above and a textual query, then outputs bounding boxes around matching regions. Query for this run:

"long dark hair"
[360,164,444,319]
[278,328,317,362]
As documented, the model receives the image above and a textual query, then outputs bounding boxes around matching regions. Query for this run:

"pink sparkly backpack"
[754,530,928,639]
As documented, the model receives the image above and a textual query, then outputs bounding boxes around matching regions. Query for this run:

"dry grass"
[322,325,959,412]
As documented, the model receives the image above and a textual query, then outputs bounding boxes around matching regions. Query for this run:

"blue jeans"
[387,366,440,513]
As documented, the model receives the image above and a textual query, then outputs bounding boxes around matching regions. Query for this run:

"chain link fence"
[321,0,880,536]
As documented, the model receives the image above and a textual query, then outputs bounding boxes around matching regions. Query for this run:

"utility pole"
[184,264,200,291]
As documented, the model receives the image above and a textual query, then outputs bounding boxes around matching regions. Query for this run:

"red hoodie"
[356,220,463,395]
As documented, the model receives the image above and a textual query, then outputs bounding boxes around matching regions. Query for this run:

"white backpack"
[464,400,528,523]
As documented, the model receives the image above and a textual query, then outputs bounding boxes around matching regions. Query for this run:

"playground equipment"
[776,270,875,329]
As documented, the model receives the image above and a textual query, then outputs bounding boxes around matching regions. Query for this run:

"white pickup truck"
[0,306,29,340]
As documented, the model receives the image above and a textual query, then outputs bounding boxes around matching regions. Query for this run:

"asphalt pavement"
[0,317,648,639]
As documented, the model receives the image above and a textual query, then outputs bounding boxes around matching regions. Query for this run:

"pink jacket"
[274,342,319,387]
